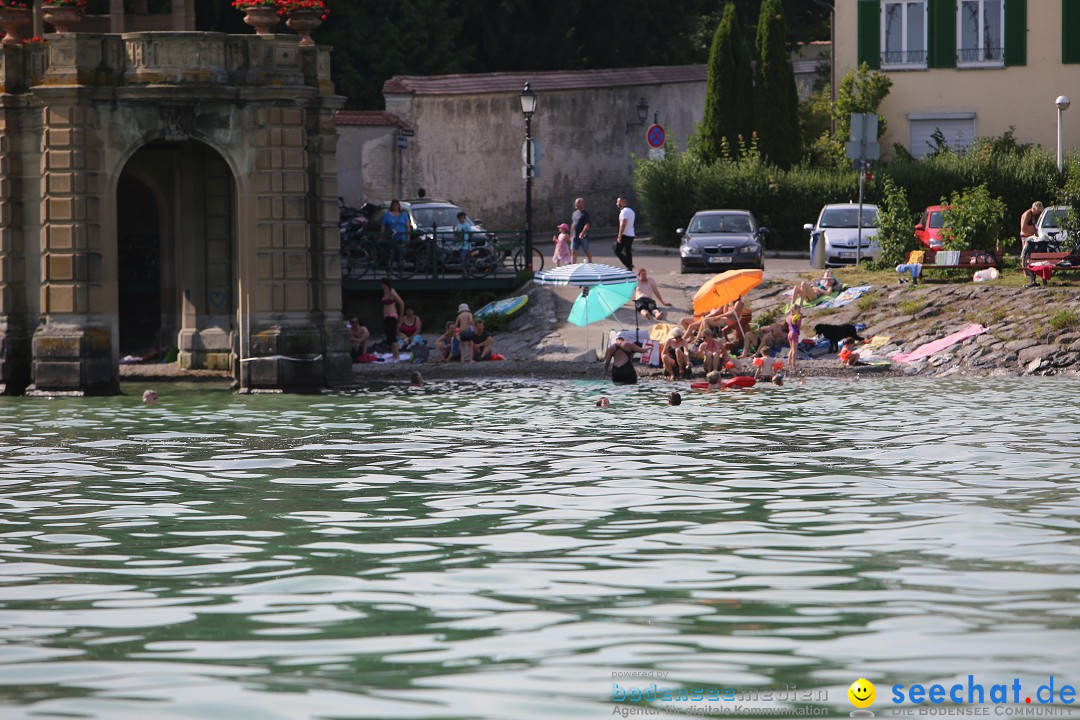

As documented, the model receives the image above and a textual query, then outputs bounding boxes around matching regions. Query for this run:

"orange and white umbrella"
[692,268,764,316]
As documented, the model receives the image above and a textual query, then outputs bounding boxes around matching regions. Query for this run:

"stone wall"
[378,73,706,233]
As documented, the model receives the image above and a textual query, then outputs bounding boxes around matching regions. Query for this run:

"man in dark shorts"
[603,334,643,384]
[472,320,494,360]
[571,197,593,263]
[633,267,670,321]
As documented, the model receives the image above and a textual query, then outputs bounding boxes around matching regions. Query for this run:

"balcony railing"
[340,228,539,285]
[881,49,927,66]
[957,46,1004,64]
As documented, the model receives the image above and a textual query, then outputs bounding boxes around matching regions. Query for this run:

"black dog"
[815,323,863,353]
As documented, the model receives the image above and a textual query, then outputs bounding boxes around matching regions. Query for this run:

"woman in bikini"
[662,327,690,380]
[380,278,404,361]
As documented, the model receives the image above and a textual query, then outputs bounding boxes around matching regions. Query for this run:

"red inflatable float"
[690,376,757,390]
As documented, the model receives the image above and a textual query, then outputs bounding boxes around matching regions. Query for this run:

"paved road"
[539,238,813,358]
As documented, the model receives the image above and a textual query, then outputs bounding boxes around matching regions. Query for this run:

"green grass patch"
[897,298,926,316]
[855,292,879,313]
[1049,310,1080,331]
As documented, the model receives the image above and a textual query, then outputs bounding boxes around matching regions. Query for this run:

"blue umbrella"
[534,263,639,356]
[568,281,636,327]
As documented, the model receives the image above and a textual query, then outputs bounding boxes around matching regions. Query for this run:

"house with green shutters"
[840,1,1079,157]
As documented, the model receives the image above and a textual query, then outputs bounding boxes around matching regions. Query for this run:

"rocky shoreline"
[120,279,1080,386]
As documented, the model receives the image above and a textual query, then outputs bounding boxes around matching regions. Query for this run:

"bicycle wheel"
[465,247,496,278]
[341,239,371,279]
[512,246,545,273]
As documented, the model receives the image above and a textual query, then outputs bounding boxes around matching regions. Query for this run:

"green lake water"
[0,378,1078,719]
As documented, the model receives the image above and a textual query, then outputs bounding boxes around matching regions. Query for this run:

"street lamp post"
[520,82,537,270]
[1057,95,1071,174]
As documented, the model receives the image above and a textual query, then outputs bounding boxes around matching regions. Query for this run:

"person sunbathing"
[662,328,691,380]
[791,271,840,305]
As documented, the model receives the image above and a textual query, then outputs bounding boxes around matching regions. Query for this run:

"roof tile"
[382,65,708,96]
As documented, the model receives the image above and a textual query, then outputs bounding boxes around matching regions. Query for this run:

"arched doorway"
[117,141,236,371]
[116,174,161,358]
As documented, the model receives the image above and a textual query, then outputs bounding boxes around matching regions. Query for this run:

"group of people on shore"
[348,278,495,364]
[551,196,637,271]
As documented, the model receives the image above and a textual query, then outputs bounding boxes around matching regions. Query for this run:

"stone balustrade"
[0,32,332,95]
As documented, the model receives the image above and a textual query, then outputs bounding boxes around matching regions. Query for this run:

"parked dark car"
[678,210,766,273]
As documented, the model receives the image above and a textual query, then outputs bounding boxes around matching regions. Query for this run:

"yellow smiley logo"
[848,678,876,708]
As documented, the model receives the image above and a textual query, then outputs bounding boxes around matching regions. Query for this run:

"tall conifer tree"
[700,3,755,162]
[754,0,802,168]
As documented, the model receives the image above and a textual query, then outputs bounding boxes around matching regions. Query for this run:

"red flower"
[277,0,329,15]
[0,1,30,8]
[231,0,277,9]
[42,0,87,7]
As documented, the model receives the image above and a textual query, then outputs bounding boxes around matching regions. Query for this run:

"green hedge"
[637,139,1071,251]
[636,152,864,249]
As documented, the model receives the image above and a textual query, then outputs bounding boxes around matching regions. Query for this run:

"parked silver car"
[805,203,880,268]
[1037,205,1070,247]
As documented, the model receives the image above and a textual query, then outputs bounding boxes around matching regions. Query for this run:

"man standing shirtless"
[633,267,670,321]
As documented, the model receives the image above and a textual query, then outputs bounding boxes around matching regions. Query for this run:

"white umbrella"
[534,263,638,355]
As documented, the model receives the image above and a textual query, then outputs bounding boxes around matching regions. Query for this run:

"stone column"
[240,105,325,390]
[109,0,124,34]
[307,96,350,387]
[30,100,115,395]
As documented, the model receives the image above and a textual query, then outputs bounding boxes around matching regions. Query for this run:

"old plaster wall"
[336,124,396,208]
[380,71,706,233]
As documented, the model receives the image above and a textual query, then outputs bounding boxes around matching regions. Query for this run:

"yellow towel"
[865,335,892,349]
[650,322,680,342]
[906,250,925,264]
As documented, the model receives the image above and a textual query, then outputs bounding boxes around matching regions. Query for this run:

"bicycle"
[487,233,544,274]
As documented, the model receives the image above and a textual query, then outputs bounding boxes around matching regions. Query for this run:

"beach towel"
[817,285,874,309]
[864,335,892,350]
[935,250,961,266]
[784,289,841,313]
[891,324,987,363]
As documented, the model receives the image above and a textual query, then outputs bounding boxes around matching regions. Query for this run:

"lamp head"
[520,82,537,118]
[636,97,649,124]
[1057,95,1072,111]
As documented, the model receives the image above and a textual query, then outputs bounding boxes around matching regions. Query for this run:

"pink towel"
[891,323,987,364]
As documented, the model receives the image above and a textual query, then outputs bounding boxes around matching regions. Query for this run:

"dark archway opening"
[116,174,162,358]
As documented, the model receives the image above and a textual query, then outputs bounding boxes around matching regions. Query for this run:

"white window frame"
[880,1,927,69]
[957,0,1004,67]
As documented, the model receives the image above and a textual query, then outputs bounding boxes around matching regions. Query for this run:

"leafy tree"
[699,3,754,163]
[874,176,919,266]
[941,184,1007,251]
[754,0,801,169]
[833,62,892,145]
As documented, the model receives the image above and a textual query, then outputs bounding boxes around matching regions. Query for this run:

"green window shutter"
[857,0,880,70]
[1004,0,1026,66]
[927,0,956,68]
[1064,0,1080,63]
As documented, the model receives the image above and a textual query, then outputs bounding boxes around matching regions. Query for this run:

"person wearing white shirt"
[615,197,636,270]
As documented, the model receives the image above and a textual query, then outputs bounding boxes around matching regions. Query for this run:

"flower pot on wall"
[0,6,30,44]
[42,4,83,33]
[241,6,279,35]
[285,9,322,46]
